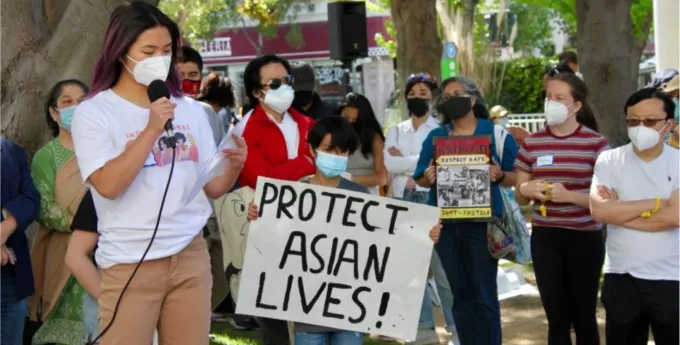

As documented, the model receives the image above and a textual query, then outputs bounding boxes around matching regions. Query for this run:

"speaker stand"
[341,59,354,95]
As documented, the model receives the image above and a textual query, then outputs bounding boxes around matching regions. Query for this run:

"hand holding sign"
[247,199,258,221]
[237,177,440,340]
[489,161,503,182]
[424,160,436,187]
[429,221,442,244]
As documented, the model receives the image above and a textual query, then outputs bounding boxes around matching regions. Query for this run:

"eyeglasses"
[407,73,437,84]
[261,75,294,90]
[625,118,668,127]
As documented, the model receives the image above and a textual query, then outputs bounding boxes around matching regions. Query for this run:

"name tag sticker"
[537,155,554,167]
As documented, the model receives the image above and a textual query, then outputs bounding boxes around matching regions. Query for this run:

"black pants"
[601,273,679,345]
[258,317,290,345]
[531,227,604,345]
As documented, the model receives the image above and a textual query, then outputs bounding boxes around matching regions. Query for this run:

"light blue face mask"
[496,117,509,128]
[315,151,348,178]
[58,106,77,131]
[674,98,679,123]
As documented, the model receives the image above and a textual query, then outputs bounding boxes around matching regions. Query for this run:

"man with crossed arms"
[590,87,678,345]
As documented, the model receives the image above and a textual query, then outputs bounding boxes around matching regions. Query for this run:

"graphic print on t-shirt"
[124,124,200,167]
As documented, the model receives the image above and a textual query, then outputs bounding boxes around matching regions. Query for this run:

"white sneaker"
[447,332,460,345]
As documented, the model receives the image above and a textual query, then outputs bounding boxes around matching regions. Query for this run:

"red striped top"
[515,124,610,231]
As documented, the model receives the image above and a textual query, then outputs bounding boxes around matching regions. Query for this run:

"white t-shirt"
[72,90,216,269]
[592,144,679,281]
[384,116,439,198]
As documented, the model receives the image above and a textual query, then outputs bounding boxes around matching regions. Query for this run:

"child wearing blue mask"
[248,116,442,345]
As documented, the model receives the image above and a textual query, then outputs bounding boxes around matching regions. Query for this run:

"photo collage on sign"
[436,165,491,208]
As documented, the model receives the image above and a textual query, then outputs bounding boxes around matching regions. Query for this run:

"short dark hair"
[308,116,359,155]
[559,51,578,65]
[180,45,203,72]
[544,63,575,77]
[45,79,90,137]
[243,54,292,107]
[624,88,676,120]
[198,72,236,108]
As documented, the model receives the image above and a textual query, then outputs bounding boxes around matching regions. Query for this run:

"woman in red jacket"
[235,54,316,191]
[234,54,317,345]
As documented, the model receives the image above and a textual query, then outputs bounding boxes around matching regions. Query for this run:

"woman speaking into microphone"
[71,2,246,345]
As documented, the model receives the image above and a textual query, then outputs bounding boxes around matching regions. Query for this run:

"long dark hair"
[45,80,90,137]
[551,73,598,132]
[89,1,182,97]
[437,76,490,123]
[340,93,385,158]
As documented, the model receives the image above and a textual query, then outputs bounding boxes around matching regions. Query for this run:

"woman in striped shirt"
[514,73,609,345]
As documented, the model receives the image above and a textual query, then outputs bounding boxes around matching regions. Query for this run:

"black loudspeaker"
[327,1,368,61]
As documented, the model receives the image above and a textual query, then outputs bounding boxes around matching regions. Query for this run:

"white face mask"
[260,84,294,113]
[124,55,172,86]
[544,99,574,126]
[628,122,668,151]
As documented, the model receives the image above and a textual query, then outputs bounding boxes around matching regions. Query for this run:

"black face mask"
[440,96,472,120]
[293,91,314,108]
[407,98,430,117]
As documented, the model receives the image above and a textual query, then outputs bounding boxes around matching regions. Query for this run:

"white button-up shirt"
[384,116,439,198]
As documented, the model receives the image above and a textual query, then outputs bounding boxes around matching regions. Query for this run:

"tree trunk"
[575,0,639,148]
[1,0,161,154]
[457,0,479,76]
[390,0,442,88]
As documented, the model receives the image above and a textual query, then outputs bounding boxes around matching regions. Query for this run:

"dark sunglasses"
[625,118,668,127]
[407,73,437,84]
[261,75,294,90]
[547,65,574,77]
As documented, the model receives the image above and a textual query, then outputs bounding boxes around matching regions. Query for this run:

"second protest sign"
[236,177,440,340]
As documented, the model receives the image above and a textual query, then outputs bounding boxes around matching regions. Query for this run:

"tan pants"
[98,235,212,345]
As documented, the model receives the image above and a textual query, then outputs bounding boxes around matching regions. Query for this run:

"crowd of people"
[1,1,678,345]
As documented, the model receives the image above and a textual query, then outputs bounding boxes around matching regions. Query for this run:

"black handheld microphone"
[147,80,176,149]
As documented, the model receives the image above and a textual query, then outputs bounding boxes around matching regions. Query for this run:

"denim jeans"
[1,271,27,345]
[294,331,363,345]
[435,222,501,345]
[401,190,435,330]
[431,251,456,333]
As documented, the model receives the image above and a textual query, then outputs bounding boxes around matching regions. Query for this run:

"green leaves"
[488,56,551,114]
[159,0,311,49]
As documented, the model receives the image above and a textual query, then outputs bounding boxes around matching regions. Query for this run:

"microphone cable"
[87,148,176,345]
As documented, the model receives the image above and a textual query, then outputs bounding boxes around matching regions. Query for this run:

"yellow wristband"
[641,197,661,219]
[652,197,661,213]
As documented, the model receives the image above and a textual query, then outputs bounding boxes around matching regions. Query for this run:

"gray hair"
[436,76,490,121]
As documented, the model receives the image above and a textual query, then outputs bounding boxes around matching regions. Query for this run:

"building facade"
[198,0,395,115]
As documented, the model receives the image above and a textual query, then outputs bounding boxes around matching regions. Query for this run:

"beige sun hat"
[490,105,510,120]
[659,74,679,93]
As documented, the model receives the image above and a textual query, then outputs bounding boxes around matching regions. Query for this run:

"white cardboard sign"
[236,177,440,340]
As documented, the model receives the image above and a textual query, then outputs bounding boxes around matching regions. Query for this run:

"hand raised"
[223,133,248,170]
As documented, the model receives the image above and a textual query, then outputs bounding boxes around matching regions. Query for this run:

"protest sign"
[236,177,440,340]
[435,135,493,221]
